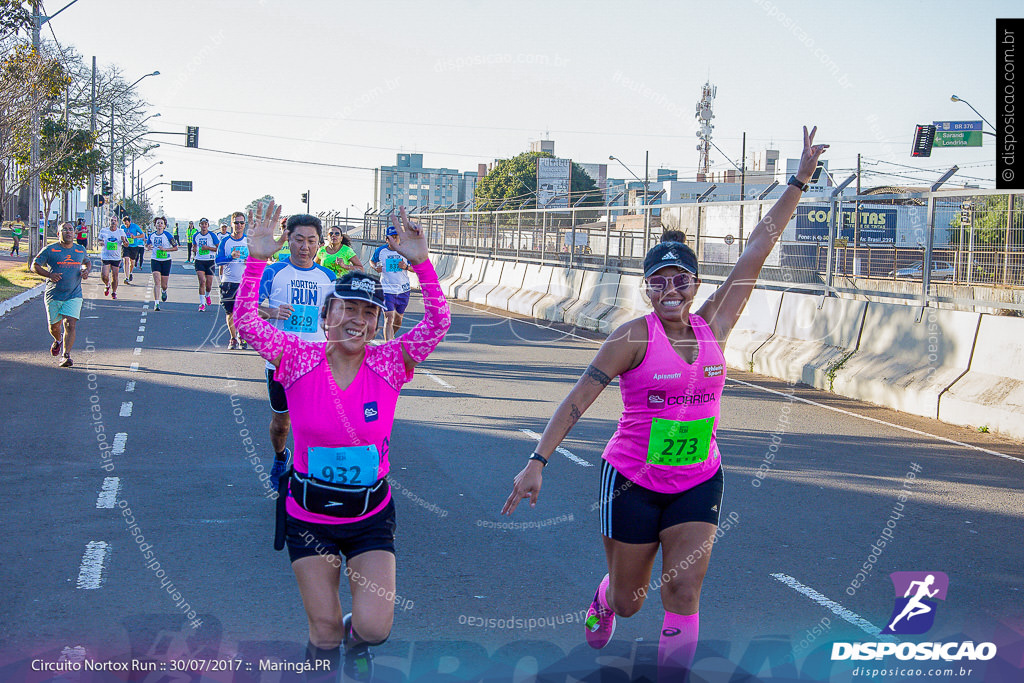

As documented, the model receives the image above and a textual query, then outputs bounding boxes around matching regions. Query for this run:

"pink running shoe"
[205,295,212,306]
[198,303,206,312]
[585,574,615,649]
[104,286,110,296]
[111,292,117,300]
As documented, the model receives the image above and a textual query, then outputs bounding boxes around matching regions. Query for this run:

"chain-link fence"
[360,189,1024,312]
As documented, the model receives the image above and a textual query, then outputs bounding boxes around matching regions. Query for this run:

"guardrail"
[361,189,1024,313]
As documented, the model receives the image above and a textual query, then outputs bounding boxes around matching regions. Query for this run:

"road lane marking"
[133,348,142,355]
[96,478,120,508]
[519,428,593,467]
[770,572,895,641]
[136,336,144,342]
[119,402,133,417]
[421,370,454,388]
[448,301,1019,464]
[125,381,135,392]
[138,326,145,332]
[75,541,110,590]
[129,362,139,372]
[726,378,1020,464]
[112,433,127,455]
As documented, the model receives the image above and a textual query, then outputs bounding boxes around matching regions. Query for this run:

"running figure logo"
[881,571,949,635]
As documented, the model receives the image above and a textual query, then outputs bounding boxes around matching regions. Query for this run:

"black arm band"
[529,452,548,467]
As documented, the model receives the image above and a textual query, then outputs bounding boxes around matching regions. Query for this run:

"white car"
[890,261,954,281]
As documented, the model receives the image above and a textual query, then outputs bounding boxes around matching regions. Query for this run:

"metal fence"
[360,189,1024,312]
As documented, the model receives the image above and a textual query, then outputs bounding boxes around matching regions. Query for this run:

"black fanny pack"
[289,471,390,518]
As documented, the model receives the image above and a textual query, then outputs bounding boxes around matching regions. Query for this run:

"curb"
[0,283,46,319]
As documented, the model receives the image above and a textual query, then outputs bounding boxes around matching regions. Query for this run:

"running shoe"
[205,295,212,306]
[239,339,248,350]
[585,574,616,649]
[270,450,290,491]
[228,338,238,350]
[198,303,206,312]
[129,274,133,283]
[111,292,117,300]
[342,613,374,682]
[59,355,73,368]
[50,339,63,357]
[124,277,130,284]
[104,285,109,296]
[154,302,161,311]
[161,290,167,302]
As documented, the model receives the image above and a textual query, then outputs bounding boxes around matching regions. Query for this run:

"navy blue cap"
[643,241,698,277]
[325,272,385,310]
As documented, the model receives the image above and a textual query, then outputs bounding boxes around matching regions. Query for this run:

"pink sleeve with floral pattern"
[400,260,451,363]
[235,258,325,389]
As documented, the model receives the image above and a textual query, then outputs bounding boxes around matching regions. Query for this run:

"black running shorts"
[285,498,396,563]
[599,461,724,544]
[265,368,288,414]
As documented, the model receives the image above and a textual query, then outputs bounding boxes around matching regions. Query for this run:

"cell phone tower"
[695,81,716,181]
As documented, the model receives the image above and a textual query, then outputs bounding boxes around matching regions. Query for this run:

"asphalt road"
[1,253,1022,682]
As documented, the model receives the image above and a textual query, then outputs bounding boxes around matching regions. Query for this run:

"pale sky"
[45,0,1010,221]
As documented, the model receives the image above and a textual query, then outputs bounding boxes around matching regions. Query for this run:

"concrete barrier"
[451,258,486,300]
[939,315,1024,439]
[486,262,529,310]
[439,257,467,298]
[599,275,652,332]
[534,267,585,322]
[751,293,868,390]
[467,260,507,305]
[431,253,456,280]
[564,271,621,331]
[721,287,783,371]
[507,265,554,317]
[831,304,981,418]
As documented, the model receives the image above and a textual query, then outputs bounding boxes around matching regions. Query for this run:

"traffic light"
[911,124,936,158]
[186,126,199,148]
[301,192,308,204]
[102,180,111,196]
[93,194,105,207]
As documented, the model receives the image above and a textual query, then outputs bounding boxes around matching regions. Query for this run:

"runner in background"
[97,216,129,299]
[215,211,249,349]
[316,228,364,277]
[186,221,197,262]
[9,220,23,256]
[192,218,220,311]
[32,221,92,367]
[75,218,88,249]
[256,212,334,490]
[147,216,178,311]
[503,126,828,683]
[121,216,145,283]
[370,227,410,341]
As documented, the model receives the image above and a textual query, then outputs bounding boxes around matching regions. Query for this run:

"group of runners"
[26,127,826,681]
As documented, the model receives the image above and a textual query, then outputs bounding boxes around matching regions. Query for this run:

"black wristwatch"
[788,175,809,192]
[529,452,548,467]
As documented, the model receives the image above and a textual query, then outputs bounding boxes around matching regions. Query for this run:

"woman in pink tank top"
[504,127,829,681]
[237,203,450,681]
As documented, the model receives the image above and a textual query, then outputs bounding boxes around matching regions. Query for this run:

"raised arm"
[698,126,828,344]
[236,201,291,368]
[389,207,451,371]
[502,319,644,515]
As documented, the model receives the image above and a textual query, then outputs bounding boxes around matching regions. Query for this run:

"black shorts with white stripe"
[599,460,724,544]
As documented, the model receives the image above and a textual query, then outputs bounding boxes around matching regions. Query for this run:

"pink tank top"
[602,312,726,494]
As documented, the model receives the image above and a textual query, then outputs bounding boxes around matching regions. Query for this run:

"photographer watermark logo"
[882,571,948,635]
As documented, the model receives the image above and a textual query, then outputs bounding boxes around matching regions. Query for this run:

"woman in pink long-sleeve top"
[235,202,450,680]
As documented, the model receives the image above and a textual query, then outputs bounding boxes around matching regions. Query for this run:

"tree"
[0,0,33,36]
[218,194,275,228]
[15,118,104,223]
[119,196,152,228]
[473,152,603,210]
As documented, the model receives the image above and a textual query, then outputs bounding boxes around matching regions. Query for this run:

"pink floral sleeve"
[365,259,451,390]
[235,258,325,388]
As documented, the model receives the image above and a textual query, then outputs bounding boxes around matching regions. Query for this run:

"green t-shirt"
[317,244,356,277]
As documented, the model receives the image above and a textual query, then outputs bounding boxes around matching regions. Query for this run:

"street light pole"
[950,95,996,132]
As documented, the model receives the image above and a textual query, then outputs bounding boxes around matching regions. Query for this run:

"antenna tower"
[695,81,716,180]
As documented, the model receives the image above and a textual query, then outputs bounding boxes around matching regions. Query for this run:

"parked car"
[889,261,954,281]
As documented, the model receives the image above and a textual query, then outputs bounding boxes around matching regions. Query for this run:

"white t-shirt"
[149,231,176,261]
[192,231,220,260]
[98,227,127,260]
[371,245,410,295]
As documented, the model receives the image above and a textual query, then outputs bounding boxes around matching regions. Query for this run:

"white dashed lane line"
[770,572,895,640]
[95,478,121,508]
[125,381,135,392]
[129,363,139,372]
[119,402,133,417]
[421,370,454,388]
[111,433,127,455]
[75,541,110,590]
[518,428,593,467]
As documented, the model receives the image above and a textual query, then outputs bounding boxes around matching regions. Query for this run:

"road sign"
[186,126,199,148]
[933,120,983,132]
[933,131,984,147]
[170,181,193,192]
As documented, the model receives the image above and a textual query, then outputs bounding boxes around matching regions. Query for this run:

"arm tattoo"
[583,364,612,387]
[568,403,582,427]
